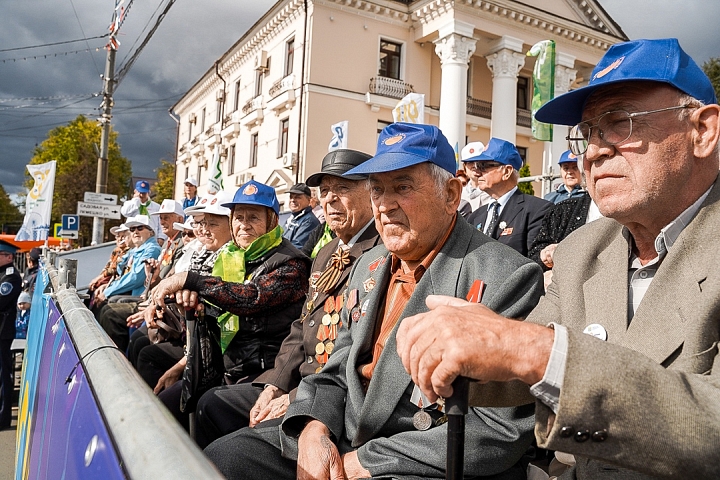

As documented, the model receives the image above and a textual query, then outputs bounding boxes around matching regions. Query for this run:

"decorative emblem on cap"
[243,184,258,195]
[383,133,405,146]
[569,153,576,159]
[593,57,625,81]
[210,198,217,205]
[469,148,475,154]
[200,198,208,204]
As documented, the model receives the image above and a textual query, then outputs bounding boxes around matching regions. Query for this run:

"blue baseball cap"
[344,123,456,176]
[475,138,523,170]
[557,150,578,165]
[222,180,280,215]
[135,180,150,193]
[536,38,717,126]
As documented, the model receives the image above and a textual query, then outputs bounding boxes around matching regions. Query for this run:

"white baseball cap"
[151,199,185,217]
[185,192,231,217]
[184,177,198,187]
[460,141,486,162]
[110,224,129,235]
[173,217,194,232]
[124,215,154,231]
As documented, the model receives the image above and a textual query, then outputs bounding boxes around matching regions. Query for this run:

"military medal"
[315,342,325,355]
[351,309,361,322]
[315,366,323,374]
[346,289,358,310]
[325,341,334,354]
[363,277,376,293]
[412,411,433,431]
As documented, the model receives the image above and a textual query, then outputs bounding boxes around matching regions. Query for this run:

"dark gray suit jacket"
[281,218,544,479]
[525,176,720,479]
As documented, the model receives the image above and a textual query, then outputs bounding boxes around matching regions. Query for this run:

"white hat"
[151,199,185,217]
[110,224,128,235]
[184,177,198,187]
[172,217,194,232]
[124,215,154,231]
[185,192,231,217]
[460,141,486,162]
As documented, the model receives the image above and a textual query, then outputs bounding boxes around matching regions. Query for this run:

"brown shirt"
[358,215,457,384]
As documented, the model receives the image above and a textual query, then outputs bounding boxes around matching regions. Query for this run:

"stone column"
[485,36,526,143]
[552,52,578,167]
[434,20,476,152]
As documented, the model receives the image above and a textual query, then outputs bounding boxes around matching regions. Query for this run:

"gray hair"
[426,163,454,197]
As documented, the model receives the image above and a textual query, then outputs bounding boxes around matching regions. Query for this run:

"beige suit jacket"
[525,176,720,478]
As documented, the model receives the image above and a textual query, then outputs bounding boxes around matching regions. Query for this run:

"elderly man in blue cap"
[544,150,586,204]
[466,137,552,257]
[205,122,544,480]
[396,38,720,479]
[121,180,164,244]
[0,240,21,429]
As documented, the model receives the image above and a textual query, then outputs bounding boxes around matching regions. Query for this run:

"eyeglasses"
[128,225,146,232]
[182,231,195,238]
[191,220,221,229]
[465,162,504,173]
[566,104,693,156]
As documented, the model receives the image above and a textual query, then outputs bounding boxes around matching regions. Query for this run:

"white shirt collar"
[339,219,374,249]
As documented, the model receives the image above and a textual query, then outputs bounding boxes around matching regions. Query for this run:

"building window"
[233,79,241,112]
[187,118,193,142]
[466,59,473,96]
[285,38,295,76]
[250,133,259,168]
[379,40,402,80]
[254,69,264,97]
[185,166,189,181]
[517,77,529,110]
[228,145,236,175]
[200,107,206,132]
[278,118,290,158]
[516,146,528,166]
[216,94,223,123]
[196,161,203,185]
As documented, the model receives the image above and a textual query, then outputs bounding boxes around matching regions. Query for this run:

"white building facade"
[172,0,626,209]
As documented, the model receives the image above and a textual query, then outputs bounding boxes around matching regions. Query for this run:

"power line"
[0,34,108,53]
[0,46,106,63]
[68,0,102,76]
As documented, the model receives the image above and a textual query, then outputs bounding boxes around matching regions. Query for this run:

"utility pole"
[92,46,116,245]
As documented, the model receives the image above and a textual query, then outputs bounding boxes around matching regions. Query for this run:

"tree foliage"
[0,184,22,234]
[152,159,176,203]
[702,57,720,102]
[25,115,132,244]
[517,164,535,195]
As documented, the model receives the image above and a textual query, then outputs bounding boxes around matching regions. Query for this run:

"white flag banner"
[392,93,424,123]
[207,146,224,195]
[16,160,56,241]
[328,121,348,152]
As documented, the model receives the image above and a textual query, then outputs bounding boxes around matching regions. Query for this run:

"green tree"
[152,159,176,203]
[702,57,720,102]
[25,115,132,244]
[0,184,22,234]
[517,164,535,195]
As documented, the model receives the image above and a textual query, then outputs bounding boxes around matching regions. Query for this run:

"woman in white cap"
[148,180,310,427]
[88,225,129,308]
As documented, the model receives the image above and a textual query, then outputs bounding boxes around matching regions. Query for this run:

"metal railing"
[466,96,492,119]
[368,76,414,99]
[516,108,532,128]
[45,261,224,479]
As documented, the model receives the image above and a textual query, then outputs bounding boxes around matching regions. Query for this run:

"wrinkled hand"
[342,451,371,480]
[126,309,146,328]
[153,357,186,395]
[152,272,192,309]
[297,420,345,480]
[396,295,554,402]
[540,243,558,268]
[249,385,288,427]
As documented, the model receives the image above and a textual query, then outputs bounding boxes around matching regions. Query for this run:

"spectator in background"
[182,176,200,212]
[544,150,586,204]
[170,217,203,274]
[458,141,493,217]
[466,138,553,257]
[283,183,320,249]
[456,169,469,187]
[15,291,31,339]
[0,240,21,430]
[21,247,41,295]
[88,225,130,308]
[121,180,164,244]
[309,188,325,223]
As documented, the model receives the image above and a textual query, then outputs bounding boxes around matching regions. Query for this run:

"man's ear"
[691,104,720,159]
[445,177,463,214]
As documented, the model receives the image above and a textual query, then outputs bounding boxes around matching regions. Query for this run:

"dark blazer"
[253,224,381,400]
[467,189,552,257]
[528,193,592,271]
[281,218,544,479]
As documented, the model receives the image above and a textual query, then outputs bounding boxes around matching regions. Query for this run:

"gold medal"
[330,313,339,325]
[315,366,323,374]
[322,314,332,326]
[412,411,433,431]
[325,341,334,355]
[315,342,326,355]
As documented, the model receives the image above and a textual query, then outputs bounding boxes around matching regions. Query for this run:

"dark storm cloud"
[0,0,274,196]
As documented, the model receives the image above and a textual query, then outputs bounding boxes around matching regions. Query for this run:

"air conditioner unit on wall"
[188,113,197,124]
[216,90,225,101]
[254,50,268,71]
[282,152,297,169]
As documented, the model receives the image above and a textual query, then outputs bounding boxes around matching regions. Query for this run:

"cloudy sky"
[1,0,718,198]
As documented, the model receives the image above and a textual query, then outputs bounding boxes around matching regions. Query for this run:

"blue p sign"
[62,214,79,231]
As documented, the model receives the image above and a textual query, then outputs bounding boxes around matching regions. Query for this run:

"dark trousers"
[128,325,149,367]
[97,302,137,352]
[204,418,296,480]
[195,383,262,448]
[0,339,12,427]
[136,339,185,388]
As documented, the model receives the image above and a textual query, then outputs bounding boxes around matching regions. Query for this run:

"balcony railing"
[368,76,414,99]
[242,96,262,116]
[269,74,295,98]
[466,96,492,119]
[224,113,232,125]
[516,108,532,128]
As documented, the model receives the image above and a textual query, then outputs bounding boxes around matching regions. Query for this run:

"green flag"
[208,146,224,194]
[527,40,555,141]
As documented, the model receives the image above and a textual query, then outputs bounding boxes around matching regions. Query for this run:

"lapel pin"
[583,324,608,341]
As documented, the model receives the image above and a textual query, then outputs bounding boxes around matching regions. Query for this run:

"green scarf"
[310,222,334,259]
[138,200,151,216]
[212,225,283,352]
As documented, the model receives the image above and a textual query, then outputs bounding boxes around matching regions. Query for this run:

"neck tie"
[485,201,500,239]
[314,246,351,293]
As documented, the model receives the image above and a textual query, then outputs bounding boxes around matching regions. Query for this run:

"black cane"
[446,377,469,480]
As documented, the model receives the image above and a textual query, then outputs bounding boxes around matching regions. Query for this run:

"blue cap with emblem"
[344,122,456,176]
[557,150,578,165]
[536,38,717,126]
[135,180,151,193]
[474,138,523,171]
[0,240,18,255]
[223,180,280,215]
